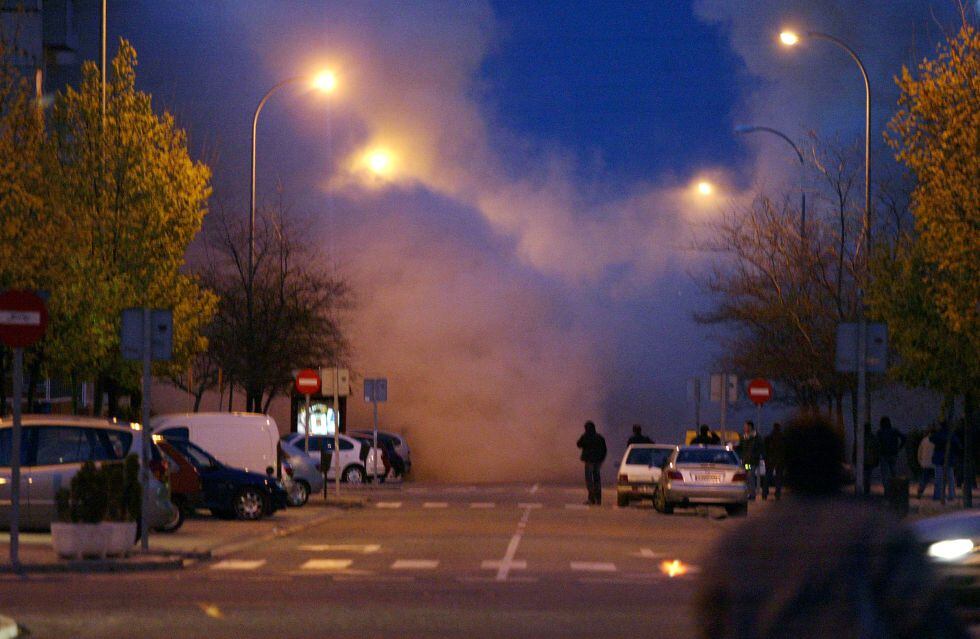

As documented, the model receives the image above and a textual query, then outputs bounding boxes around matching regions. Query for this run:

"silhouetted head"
[584,421,596,435]
[700,425,710,436]
[743,420,755,436]
[784,413,846,496]
[632,424,642,436]
[880,416,892,430]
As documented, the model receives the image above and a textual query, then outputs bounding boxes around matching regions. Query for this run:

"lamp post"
[780,29,871,495]
[247,71,336,412]
[734,125,807,238]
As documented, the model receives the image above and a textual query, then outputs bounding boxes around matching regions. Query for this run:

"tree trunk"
[106,376,120,419]
[93,374,104,417]
[25,353,41,413]
[227,380,234,411]
[193,389,204,412]
[964,391,975,508]
[70,371,80,415]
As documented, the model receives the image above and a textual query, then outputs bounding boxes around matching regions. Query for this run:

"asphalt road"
[1,482,743,638]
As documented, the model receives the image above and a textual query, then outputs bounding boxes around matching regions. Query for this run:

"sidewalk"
[0,492,365,574]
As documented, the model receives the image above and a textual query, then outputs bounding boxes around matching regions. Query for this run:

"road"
[2,483,766,638]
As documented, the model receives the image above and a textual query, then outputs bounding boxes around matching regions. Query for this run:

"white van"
[150,412,279,476]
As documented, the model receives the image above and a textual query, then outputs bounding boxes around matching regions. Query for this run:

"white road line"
[516,502,542,509]
[636,548,663,559]
[529,483,540,494]
[300,559,353,571]
[470,502,496,509]
[423,502,449,508]
[376,501,402,509]
[211,559,266,571]
[565,503,589,510]
[570,561,617,572]
[495,505,534,582]
[391,560,439,570]
[482,559,527,570]
[298,544,380,554]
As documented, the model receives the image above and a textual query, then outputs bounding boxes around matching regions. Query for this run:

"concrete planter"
[51,522,137,559]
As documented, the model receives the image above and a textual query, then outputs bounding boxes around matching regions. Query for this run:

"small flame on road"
[660,559,689,578]
[197,602,224,619]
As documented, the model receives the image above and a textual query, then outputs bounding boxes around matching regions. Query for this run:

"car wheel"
[156,503,185,533]
[287,480,310,507]
[655,487,673,514]
[342,465,366,484]
[725,503,748,517]
[616,494,629,508]
[233,487,266,520]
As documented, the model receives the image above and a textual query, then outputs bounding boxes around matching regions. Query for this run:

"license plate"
[694,474,721,483]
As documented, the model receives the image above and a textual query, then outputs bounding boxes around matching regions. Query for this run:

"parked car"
[162,436,288,521]
[0,415,178,531]
[279,439,324,506]
[655,445,748,516]
[616,443,676,507]
[152,412,280,476]
[153,436,204,531]
[912,510,980,609]
[281,432,381,484]
[350,429,412,475]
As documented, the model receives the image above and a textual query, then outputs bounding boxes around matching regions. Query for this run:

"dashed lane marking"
[482,559,527,570]
[298,544,381,553]
[517,502,543,509]
[211,559,267,571]
[570,562,617,572]
[376,501,402,509]
[300,559,353,571]
[470,502,496,509]
[391,559,440,570]
[423,502,449,508]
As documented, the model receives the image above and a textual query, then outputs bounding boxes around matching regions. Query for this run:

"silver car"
[655,445,748,516]
[279,439,324,506]
[0,415,177,530]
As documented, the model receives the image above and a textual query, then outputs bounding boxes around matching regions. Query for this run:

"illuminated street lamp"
[780,28,872,494]
[734,125,806,237]
[696,180,714,196]
[246,72,336,411]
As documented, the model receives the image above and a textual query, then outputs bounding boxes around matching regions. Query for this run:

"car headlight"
[927,538,974,562]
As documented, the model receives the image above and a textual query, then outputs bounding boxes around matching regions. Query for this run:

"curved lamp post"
[780,29,871,494]
[735,125,807,238]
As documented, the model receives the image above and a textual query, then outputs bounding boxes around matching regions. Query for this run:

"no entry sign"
[0,290,48,348]
[295,368,321,396]
[747,378,773,406]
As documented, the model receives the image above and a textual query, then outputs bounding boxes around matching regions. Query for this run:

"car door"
[0,427,33,530]
[29,426,97,528]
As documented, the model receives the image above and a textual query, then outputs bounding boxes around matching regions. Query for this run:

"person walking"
[577,421,607,505]
[876,416,907,487]
[761,422,785,500]
[862,422,880,495]
[696,414,968,639]
[737,421,763,499]
[930,421,960,502]
[626,424,653,446]
[916,427,935,499]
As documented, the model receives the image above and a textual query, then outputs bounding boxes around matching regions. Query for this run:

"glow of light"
[696,181,714,196]
[130,422,142,431]
[363,149,394,176]
[312,70,338,93]
[660,559,689,578]
[928,539,974,562]
[780,31,800,46]
[197,602,224,619]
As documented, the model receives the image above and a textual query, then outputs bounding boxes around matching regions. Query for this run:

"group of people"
[692,421,786,500]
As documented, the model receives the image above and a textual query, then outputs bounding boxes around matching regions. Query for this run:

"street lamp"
[246,72,336,411]
[780,29,872,494]
[696,180,714,196]
[734,125,807,238]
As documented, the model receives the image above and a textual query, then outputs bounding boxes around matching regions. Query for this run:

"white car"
[281,433,383,484]
[616,444,676,507]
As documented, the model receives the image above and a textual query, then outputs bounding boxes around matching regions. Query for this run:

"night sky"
[77,1,963,480]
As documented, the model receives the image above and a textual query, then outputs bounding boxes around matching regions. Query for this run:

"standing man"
[737,421,763,500]
[577,421,607,506]
[627,424,653,446]
[876,416,907,486]
[762,422,785,500]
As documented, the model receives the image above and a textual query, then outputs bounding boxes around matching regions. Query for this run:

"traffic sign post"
[364,378,388,484]
[294,369,321,457]
[747,378,773,433]
[0,290,49,572]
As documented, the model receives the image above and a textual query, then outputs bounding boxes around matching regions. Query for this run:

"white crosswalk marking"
[298,544,380,554]
[423,502,449,508]
[211,559,266,571]
[470,502,496,509]
[376,501,402,509]
[391,560,439,570]
[301,559,353,571]
[570,562,617,572]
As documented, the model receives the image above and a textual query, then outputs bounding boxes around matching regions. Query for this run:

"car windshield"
[676,449,739,466]
[626,447,672,467]
[168,439,220,470]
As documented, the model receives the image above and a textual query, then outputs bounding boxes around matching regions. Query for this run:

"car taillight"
[667,470,683,481]
[732,472,747,482]
[618,474,628,484]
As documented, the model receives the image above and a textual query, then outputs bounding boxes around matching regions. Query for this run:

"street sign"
[0,290,48,348]
[319,367,351,397]
[121,308,173,360]
[295,369,321,395]
[364,378,388,403]
[835,322,887,373]
[747,378,773,406]
[709,374,738,403]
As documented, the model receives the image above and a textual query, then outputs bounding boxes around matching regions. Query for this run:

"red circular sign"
[0,290,48,348]
[747,378,773,406]
[295,368,321,396]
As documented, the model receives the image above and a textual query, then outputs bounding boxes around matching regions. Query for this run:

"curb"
[0,556,183,574]
[0,615,17,639]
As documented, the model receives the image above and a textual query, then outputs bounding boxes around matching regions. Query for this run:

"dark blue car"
[163,437,288,520]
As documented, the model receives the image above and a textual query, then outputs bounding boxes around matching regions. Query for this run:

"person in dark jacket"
[761,422,785,500]
[930,420,961,502]
[691,424,714,445]
[577,421,607,505]
[876,416,907,486]
[737,421,764,499]
[626,424,653,446]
